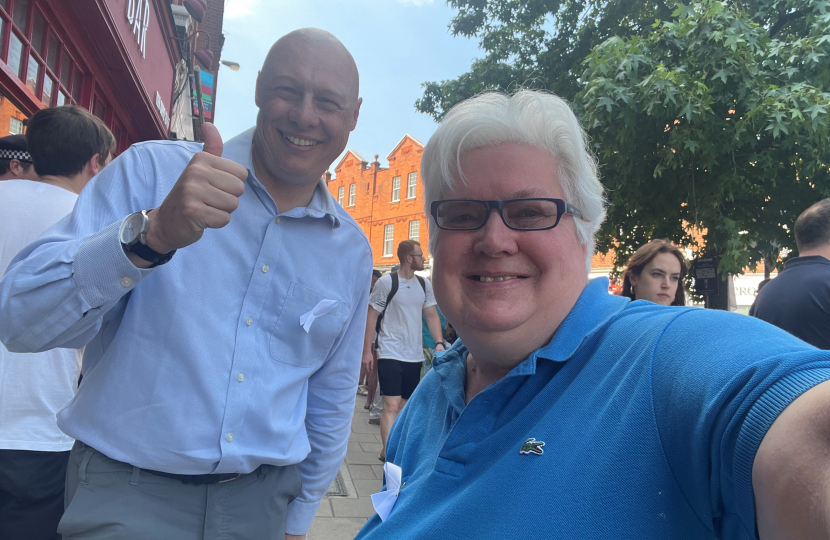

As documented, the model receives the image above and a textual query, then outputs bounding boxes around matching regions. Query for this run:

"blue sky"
[213,0,482,173]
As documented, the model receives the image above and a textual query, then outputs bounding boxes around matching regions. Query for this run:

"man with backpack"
[362,240,446,461]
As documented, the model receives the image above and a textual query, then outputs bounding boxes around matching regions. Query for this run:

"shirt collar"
[785,255,830,269]
[433,277,629,381]
[220,127,341,229]
[535,277,629,362]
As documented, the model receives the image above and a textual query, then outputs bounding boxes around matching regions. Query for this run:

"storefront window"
[59,50,70,87]
[71,69,82,102]
[12,0,27,32]
[7,32,22,77]
[46,33,57,72]
[31,8,44,54]
[0,0,138,143]
[93,94,106,120]
[0,1,86,108]
[25,51,38,94]
[41,74,52,105]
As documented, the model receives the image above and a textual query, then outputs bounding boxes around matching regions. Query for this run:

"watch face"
[120,212,145,244]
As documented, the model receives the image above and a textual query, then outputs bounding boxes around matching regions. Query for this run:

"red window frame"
[0,0,86,107]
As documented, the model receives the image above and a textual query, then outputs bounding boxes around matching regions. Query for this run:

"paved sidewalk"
[307,397,383,540]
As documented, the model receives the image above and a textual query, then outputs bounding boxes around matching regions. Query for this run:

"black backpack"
[374,272,426,348]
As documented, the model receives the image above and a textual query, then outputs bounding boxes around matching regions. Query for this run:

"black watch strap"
[127,241,176,268]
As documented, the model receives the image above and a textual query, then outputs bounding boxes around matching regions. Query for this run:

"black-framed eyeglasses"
[430,198,584,231]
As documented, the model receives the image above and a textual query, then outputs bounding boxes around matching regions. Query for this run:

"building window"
[0,2,84,108]
[409,220,419,241]
[407,172,417,199]
[383,224,394,257]
[9,117,23,135]
[391,176,400,202]
[337,186,344,206]
[349,183,356,206]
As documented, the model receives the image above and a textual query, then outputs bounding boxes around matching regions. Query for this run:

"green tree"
[416,0,677,120]
[578,0,830,306]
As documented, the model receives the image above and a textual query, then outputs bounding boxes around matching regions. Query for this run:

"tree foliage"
[579,0,830,275]
[416,0,676,119]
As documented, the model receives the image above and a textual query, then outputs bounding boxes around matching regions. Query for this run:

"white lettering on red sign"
[126,0,151,58]
[155,91,170,131]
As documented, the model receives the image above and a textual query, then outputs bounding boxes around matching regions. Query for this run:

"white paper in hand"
[370,462,403,521]
[299,299,339,333]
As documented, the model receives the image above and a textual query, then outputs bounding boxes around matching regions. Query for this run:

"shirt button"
[261,265,269,273]
[226,433,234,442]
[237,373,245,382]
[120,277,133,288]
[245,318,253,326]
[274,217,281,224]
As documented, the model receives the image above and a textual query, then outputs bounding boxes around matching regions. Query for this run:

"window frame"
[0,1,84,108]
[406,172,417,199]
[337,186,344,206]
[391,176,400,202]
[383,224,394,257]
[8,116,22,134]
[348,183,356,206]
[409,219,419,241]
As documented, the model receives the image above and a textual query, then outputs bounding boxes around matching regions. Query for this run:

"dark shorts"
[377,358,422,399]
[0,449,69,540]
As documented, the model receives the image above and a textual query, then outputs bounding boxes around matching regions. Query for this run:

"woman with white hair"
[355,90,830,540]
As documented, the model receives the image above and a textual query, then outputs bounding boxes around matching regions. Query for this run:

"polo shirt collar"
[221,127,341,229]
[535,277,629,362]
[785,255,830,269]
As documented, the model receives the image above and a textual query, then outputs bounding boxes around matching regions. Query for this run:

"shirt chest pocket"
[270,281,349,368]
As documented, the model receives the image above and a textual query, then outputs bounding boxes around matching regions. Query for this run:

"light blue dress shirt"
[0,127,373,533]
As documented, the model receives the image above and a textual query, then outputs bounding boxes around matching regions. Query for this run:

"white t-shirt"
[0,180,82,451]
[369,273,436,363]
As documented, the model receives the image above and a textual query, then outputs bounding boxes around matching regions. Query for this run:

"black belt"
[142,469,243,485]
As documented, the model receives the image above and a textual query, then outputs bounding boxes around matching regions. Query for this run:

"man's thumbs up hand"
[142,123,248,257]
[201,121,224,157]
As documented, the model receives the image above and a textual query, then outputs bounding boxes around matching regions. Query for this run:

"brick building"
[327,135,429,270]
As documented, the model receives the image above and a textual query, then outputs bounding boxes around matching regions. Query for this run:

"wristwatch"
[120,210,176,267]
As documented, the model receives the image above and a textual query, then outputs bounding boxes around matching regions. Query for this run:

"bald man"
[0,29,372,540]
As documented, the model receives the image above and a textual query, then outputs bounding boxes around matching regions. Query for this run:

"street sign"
[693,257,719,295]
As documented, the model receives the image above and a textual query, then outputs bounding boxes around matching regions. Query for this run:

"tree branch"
[769,9,807,38]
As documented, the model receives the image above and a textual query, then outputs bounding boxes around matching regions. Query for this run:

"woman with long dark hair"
[621,240,688,306]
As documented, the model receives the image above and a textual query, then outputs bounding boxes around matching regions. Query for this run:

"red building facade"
[327,135,430,269]
[0,0,223,150]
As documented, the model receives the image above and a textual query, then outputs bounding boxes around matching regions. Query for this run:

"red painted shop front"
[0,0,179,154]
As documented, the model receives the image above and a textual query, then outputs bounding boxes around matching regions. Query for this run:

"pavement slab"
[309,398,383,539]
[307,517,367,540]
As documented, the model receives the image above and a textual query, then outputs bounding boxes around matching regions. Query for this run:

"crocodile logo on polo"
[520,437,545,455]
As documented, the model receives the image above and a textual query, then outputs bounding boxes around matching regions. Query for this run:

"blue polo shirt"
[356,278,830,540]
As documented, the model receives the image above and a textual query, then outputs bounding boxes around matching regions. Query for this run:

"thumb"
[201,122,224,157]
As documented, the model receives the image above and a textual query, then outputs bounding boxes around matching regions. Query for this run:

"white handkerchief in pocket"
[299,299,339,333]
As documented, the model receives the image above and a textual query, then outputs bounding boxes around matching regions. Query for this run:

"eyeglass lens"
[437,200,561,230]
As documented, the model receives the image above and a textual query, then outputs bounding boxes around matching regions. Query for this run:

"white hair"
[421,90,606,272]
